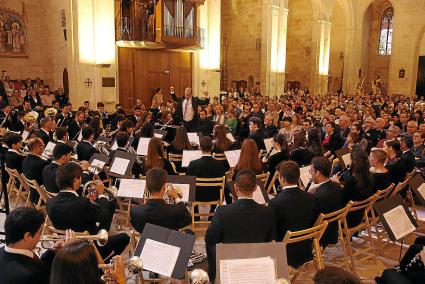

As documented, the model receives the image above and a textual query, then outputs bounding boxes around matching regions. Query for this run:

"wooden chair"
[21,174,56,211]
[4,167,31,209]
[282,222,328,282]
[389,174,418,221]
[212,153,227,161]
[313,205,350,269]
[191,176,225,233]
[169,153,183,173]
[266,171,279,195]
[389,177,411,198]
[370,184,395,255]
[341,195,377,271]
[256,172,270,188]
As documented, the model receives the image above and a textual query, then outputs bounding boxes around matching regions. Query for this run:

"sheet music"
[137,137,151,156]
[252,185,266,204]
[111,141,118,150]
[227,133,235,143]
[383,205,416,240]
[117,179,146,198]
[21,130,30,141]
[220,257,276,284]
[77,131,83,142]
[182,150,202,167]
[264,138,273,153]
[341,153,351,167]
[110,157,130,175]
[187,133,200,145]
[140,238,181,277]
[154,133,163,138]
[43,142,56,157]
[225,150,241,168]
[299,165,311,187]
[417,183,425,200]
[91,159,105,169]
[172,183,190,202]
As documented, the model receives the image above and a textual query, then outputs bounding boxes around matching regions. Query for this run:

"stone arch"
[411,24,425,97]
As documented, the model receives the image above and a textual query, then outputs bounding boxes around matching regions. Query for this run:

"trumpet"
[83,180,118,201]
[99,256,143,277]
[40,229,109,248]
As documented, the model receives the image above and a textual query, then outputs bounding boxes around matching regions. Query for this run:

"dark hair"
[171,127,192,152]
[50,240,102,284]
[273,133,289,154]
[52,143,73,160]
[235,139,263,175]
[5,132,22,148]
[81,126,94,140]
[385,139,402,157]
[5,207,45,245]
[115,131,129,148]
[311,157,331,178]
[213,125,233,152]
[278,161,300,184]
[27,137,44,152]
[282,117,293,123]
[325,121,336,129]
[96,102,104,108]
[400,133,413,149]
[56,162,83,190]
[350,149,374,194]
[145,137,166,172]
[146,168,167,193]
[119,119,135,132]
[313,266,361,284]
[292,130,306,149]
[235,169,257,193]
[55,127,68,141]
[249,117,261,127]
[88,116,102,140]
[307,127,324,156]
[200,136,213,153]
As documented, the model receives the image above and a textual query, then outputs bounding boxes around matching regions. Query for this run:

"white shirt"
[182,98,194,122]
[4,246,34,258]
[60,189,79,196]
[281,185,298,190]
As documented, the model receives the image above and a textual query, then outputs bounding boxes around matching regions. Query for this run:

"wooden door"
[170,51,192,101]
[416,56,425,98]
[118,48,135,110]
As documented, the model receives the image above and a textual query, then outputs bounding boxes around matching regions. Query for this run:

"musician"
[54,127,69,144]
[5,132,25,173]
[110,131,143,177]
[0,101,13,130]
[50,241,126,284]
[55,103,73,128]
[400,133,415,173]
[67,110,86,140]
[376,237,425,284]
[199,109,215,136]
[22,138,49,204]
[205,169,276,281]
[130,167,191,233]
[10,111,26,133]
[93,102,110,128]
[187,136,225,203]
[76,126,96,161]
[36,117,54,145]
[171,87,210,131]
[0,207,54,284]
[248,117,266,151]
[42,143,74,194]
[264,133,289,185]
[143,137,175,175]
[309,157,343,247]
[268,161,316,269]
[46,162,130,260]
[128,105,142,126]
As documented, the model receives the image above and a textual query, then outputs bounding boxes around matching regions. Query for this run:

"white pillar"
[310,19,331,95]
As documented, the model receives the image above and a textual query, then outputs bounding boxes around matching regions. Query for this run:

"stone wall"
[221,0,262,89]
[328,1,346,93]
[0,0,67,89]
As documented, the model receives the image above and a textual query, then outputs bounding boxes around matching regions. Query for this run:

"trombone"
[39,229,109,248]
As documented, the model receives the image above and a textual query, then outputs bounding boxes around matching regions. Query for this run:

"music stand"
[215,242,289,284]
[166,175,196,202]
[408,172,425,206]
[153,129,168,139]
[228,179,269,204]
[135,223,196,279]
[335,148,351,170]
[88,153,109,174]
[109,151,136,178]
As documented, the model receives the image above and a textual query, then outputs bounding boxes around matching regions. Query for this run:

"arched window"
[378,7,394,55]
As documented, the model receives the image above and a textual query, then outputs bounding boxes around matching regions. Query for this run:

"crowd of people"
[0,74,424,283]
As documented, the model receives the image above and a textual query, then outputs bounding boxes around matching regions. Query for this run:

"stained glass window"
[378,7,394,56]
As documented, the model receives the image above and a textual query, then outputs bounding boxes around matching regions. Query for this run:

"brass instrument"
[127,146,144,165]
[23,111,40,132]
[44,107,58,119]
[99,256,143,277]
[93,141,111,156]
[40,229,109,248]
[188,269,209,284]
[83,180,118,201]
[163,183,183,204]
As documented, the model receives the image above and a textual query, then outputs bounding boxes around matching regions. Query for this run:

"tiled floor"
[1,195,424,283]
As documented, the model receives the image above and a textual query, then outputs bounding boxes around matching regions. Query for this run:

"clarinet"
[401,252,424,273]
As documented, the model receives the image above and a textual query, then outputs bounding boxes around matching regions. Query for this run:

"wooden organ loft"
[115,0,206,110]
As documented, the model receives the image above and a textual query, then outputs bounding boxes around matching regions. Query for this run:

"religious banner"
[0,5,28,58]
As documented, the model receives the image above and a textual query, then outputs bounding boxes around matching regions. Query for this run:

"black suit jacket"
[77,141,96,161]
[130,199,191,233]
[0,248,50,284]
[46,191,110,234]
[5,150,25,173]
[67,120,83,140]
[36,129,51,146]
[42,162,60,193]
[314,181,344,246]
[186,156,225,202]
[171,94,209,123]
[402,150,415,173]
[248,129,266,150]
[205,199,276,280]
[385,157,407,186]
[22,154,48,186]
[198,118,215,136]
[10,119,25,133]
[268,187,316,267]
[264,124,278,138]
[290,147,314,167]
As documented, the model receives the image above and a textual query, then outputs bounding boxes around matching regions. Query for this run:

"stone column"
[310,19,332,96]
[193,0,221,98]
[261,0,288,97]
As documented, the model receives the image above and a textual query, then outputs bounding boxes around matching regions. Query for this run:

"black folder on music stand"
[135,223,196,279]
[215,242,289,284]
[153,129,168,139]
[408,172,425,206]
[228,179,269,204]
[335,148,351,169]
[109,151,136,178]
[374,195,418,241]
[166,175,196,202]
[154,124,177,143]
[95,136,112,144]
[89,153,109,168]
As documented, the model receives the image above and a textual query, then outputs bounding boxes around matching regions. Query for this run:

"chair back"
[390,177,410,197]
[376,183,394,202]
[21,174,56,206]
[195,176,226,204]
[5,167,29,191]
[256,172,270,188]
[266,171,279,195]
[314,205,348,227]
[212,153,227,161]
[169,153,183,162]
